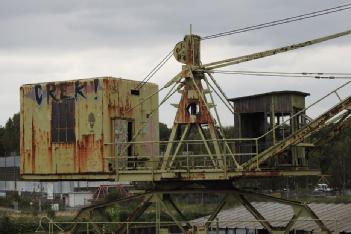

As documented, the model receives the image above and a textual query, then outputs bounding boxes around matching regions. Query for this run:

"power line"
[135,49,173,90]
[206,70,351,79]
[202,3,351,40]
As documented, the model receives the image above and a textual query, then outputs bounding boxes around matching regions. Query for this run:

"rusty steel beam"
[284,208,303,234]
[115,194,153,234]
[237,194,274,232]
[313,113,351,147]
[164,195,192,229]
[114,168,321,182]
[157,195,187,233]
[205,194,229,229]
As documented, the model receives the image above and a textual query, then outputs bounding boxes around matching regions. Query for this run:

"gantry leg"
[301,204,330,233]
[67,185,331,234]
[156,194,187,233]
[237,194,274,233]
[205,194,229,229]
[115,194,153,233]
[284,207,303,233]
[69,210,104,234]
[234,188,330,234]
[164,194,192,229]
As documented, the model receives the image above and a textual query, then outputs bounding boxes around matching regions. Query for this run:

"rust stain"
[242,171,281,177]
[20,77,159,180]
[99,134,104,171]
[175,78,214,124]
[77,134,95,172]
[183,172,206,180]
[31,119,36,173]
[47,132,53,172]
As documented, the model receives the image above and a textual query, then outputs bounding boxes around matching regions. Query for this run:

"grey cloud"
[1,0,351,51]
[0,0,351,125]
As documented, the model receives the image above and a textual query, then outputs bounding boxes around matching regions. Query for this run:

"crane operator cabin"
[20,77,159,180]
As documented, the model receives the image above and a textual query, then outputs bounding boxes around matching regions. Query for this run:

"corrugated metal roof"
[228,90,310,102]
[191,202,351,232]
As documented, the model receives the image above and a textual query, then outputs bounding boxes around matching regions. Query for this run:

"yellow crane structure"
[21,27,351,233]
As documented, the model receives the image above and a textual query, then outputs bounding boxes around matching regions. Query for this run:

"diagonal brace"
[237,194,273,232]
[205,194,229,229]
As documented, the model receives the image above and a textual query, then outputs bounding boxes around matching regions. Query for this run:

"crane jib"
[202,29,351,70]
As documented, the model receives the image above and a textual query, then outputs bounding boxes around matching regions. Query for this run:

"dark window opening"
[186,102,199,115]
[51,99,75,143]
[131,89,140,96]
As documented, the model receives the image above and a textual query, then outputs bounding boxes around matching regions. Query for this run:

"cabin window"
[51,99,75,143]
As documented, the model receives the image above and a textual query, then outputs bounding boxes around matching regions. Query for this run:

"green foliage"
[309,126,351,189]
[0,113,20,156]
[46,209,56,219]
[222,126,235,139]
[159,122,171,141]
[0,216,38,234]
[0,216,18,233]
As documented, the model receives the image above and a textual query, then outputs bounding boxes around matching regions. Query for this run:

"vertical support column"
[271,97,276,145]
[156,197,161,234]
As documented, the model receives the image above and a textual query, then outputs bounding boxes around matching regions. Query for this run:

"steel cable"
[202,3,351,40]
[136,49,173,90]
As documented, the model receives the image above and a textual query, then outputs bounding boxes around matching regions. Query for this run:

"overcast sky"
[1,0,351,126]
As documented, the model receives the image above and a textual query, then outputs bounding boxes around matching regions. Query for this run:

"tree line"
[0,113,19,156]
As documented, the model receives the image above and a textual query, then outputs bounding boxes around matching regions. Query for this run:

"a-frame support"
[66,182,330,234]
[161,34,241,172]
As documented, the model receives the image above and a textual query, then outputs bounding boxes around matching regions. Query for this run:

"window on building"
[51,99,75,143]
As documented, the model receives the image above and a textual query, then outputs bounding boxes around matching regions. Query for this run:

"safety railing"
[105,138,259,171]
[45,218,341,234]
[104,80,351,174]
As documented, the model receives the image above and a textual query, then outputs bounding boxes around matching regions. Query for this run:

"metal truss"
[107,31,351,183]
[59,182,330,234]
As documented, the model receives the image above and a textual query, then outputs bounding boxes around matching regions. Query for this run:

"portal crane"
[63,29,351,234]
[111,29,351,182]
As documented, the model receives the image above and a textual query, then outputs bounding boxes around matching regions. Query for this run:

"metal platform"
[110,82,351,182]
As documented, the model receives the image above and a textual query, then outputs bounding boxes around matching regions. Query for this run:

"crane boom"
[202,29,351,70]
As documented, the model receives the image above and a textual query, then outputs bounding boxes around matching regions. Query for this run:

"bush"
[0,216,17,233]
[47,209,56,219]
